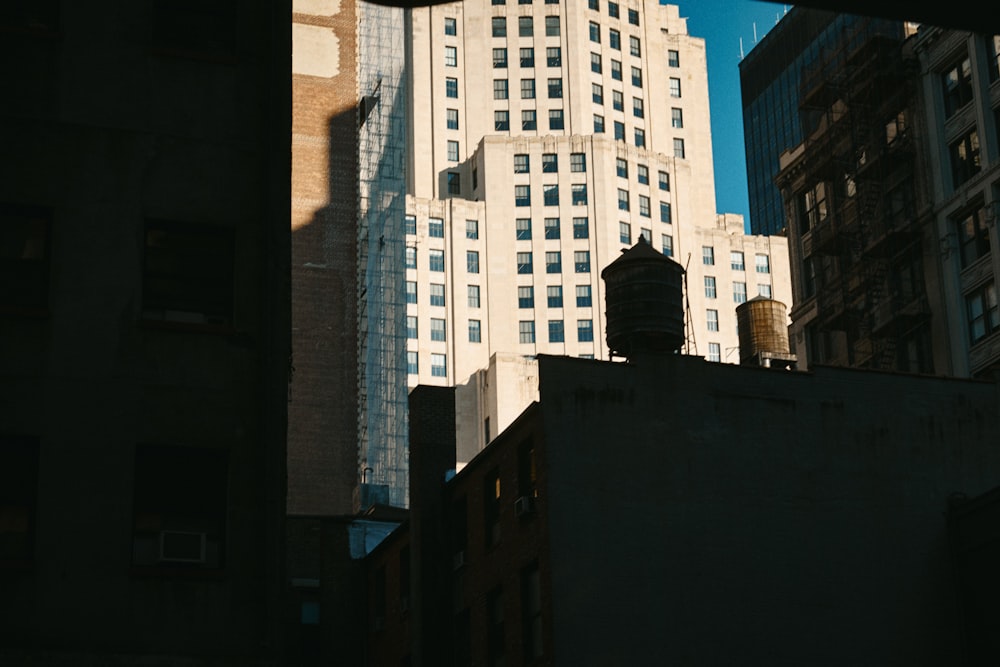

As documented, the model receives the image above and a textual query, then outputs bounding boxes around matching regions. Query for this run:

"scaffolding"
[794,17,932,372]
[357,1,410,508]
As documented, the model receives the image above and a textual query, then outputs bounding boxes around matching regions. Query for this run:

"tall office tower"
[772,16,954,374]
[739,8,910,236]
[910,29,1000,378]
[402,0,792,404]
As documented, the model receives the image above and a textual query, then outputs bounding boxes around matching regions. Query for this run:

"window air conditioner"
[158,530,207,564]
[514,495,536,517]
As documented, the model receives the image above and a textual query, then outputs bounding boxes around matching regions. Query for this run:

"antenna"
[682,253,697,356]
[740,37,744,60]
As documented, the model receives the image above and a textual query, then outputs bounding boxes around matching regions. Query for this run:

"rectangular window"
[549,109,565,130]
[637,164,648,184]
[446,77,459,98]
[548,319,565,343]
[967,281,999,343]
[658,170,670,191]
[447,172,461,195]
[515,185,531,207]
[671,107,683,128]
[615,158,628,179]
[431,353,447,377]
[546,46,561,67]
[758,283,772,298]
[428,218,444,238]
[430,283,446,306]
[576,284,592,307]
[495,110,510,131]
[545,15,560,36]
[571,184,588,206]
[614,120,625,141]
[612,90,624,111]
[631,66,642,87]
[445,45,457,67]
[591,52,602,74]
[492,16,507,37]
[542,153,558,173]
[619,221,631,244]
[520,47,535,68]
[594,115,605,133]
[661,234,673,257]
[445,17,457,35]
[545,251,562,273]
[573,217,589,239]
[589,21,600,43]
[0,435,39,565]
[708,342,721,363]
[956,204,991,267]
[639,228,651,243]
[405,246,417,269]
[617,189,629,211]
[488,586,505,663]
[639,195,650,218]
[577,319,594,342]
[707,309,719,332]
[731,251,745,271]
[518,286,535,308]
[704,276,716,299]
[431,317,447,342]
[407,351,418,375]
[521,78,536,99]
[950,129,981,188]
[755,253,771,274]
[591,83,604,105]
[570,153,586,172]
[514,153,530,173]
[517,252,533,274]
[574,250,591,273]
[519,320,536,343]
[516,218,532,240]
[609,28,620,50]
[447,140,459,161]
[493,47,508,68]
[634,128,646,148]
[519,15,533,37]
[629,35,641,57]
[942,55,973,118]
[608,2,619,17]
[588,0,599,8]
[406,280,417,304]
[467,250,480,273]
[702,246,714,265]
[522,110,537,131]
[429,249,445,272]
[469,320,481,343]
[447,108,459,129]
[547,285,563,308]
[468,284,481,307]
[467,219,479,240]
[548,78,563,98]
[668,49,679,67]
[405,214,417,235]
[733,281,747,304]
[543,184,559,206]
[544,217,560,239]
[611,59,622,81]
[493,79,509,100]
[0,202,50,315]
[669,77,681,97]
[673,138,686,159]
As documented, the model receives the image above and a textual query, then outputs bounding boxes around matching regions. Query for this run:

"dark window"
[573,217,589,239]
[519,16,533,37]
[0,435,39,566]
[521,561,544,660]
[520,48,535,68]
[967,281,999,343]
[0,202,50,315]
[492,17,506,37]
[447,172,461,195]
[542,153,558,173]
[956,204,991,267]
[950,129,981,188]
[493,47,508,68]
[495,110,510,131]
[484,468,501,547]
[545,15,560,36]
[546,47,561,67]
[942,55,974,118]
[488,587,506,667]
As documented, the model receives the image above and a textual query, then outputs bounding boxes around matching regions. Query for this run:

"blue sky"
[664,0,787,223]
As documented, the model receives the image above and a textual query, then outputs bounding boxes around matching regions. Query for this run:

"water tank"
[736,296,791,365]
[600,237,685,359]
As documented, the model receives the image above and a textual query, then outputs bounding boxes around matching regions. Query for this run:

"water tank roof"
[600,235,684,279]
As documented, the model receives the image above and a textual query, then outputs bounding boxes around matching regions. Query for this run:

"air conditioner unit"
[452,549,466,571]
[158,530,207,564]
[514,495,536,517]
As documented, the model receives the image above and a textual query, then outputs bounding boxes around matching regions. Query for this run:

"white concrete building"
[403,0,792,447]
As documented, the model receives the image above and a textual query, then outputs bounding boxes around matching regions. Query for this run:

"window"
[704,276,717,299]
[447,108,459,129]
[570,153,586,172]
[468,284,481,307]
[406,281,417,304]
[431,318,447,341]
[427,218,444,238]
[469,319,482,343]
[430,283,446,306]
[639,195,650,218]
[545,15,560,36]
[0,435,39,565]
[548,78,563,98]
[612,90,624,111]
[520,78,536,99]
[431,353,447,377]
[544,217,560,239]
[405,214,416,235]
[707,309,719,332]
[798,181,828,233]
[950,129,981,188]
[608,2,619,18]
[942,55,973,118]
[407,351,418,375]
[543,184,559,206]
[520,47,535,68]
[576,284,592,307]
[669,77,681,97]
[574,251,591,273]
[707,342,721,363]
[591,52,602,74]
[549,109,565,130]
[733,281,747,304]
[634,128,646,148]
[493,79,509,100]
[593,115,605,133]
[619,222,631,244]
[546,251,562,273]
[611,59,622,81]
[405,246,417,268]
[731,251,744,271]
[517,252,533,274]
[0,202,50,314]
[956,204,991,267]
[671,107,683,128]
[514,154,530,173]
[492,16,506,37]
[547,285,563,307]
[573,217,589,239]
[445,45,457,67]
[131,444,227,569]
[495,110,510,131]
[637,164,648,184]
[661,234,673,257]
[542,153,558,173]
[516,218,532,240]
[633,97,644,118]
[668,49,679,67]
[577,319,594,342]
[467,219,479,240]
[966,281,998,343]
[589,21,600,43]
[429,249,445,272]
[571,184,588,206]
[658,170,670,191]
[673,138,685,159]
[522,110,537,130]
[515,185,531,207]
[617,188,630,211]
[446,77,458,98]
[588,0,599,8]
[758,283,772,298]
[142,219,234,327]
[631,66,642,87]
[755,253,771,274]
[518,286,535,308]
[447,140,459,161]
[447,172,461,195]
[445,17,457,35]
[616,158,628,178]
[519,15,533,37]
[548,320,565,343]
[546,47,562,68]
[493,47,508,68]
[629,35,641,57]
[609,29,620,50]
[467,250,480,273]
[519,320,536,343]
